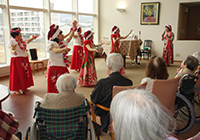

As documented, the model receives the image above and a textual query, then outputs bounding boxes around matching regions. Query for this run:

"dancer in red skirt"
[8,27,39,94]
[110,26,133,75]
[47,24,74,93]
[77,30,103,86]
[70,27,84,71]
[110,25,133,53]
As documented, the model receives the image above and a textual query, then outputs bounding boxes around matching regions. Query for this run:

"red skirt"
[9,57,34,91]
[70,45,83,71]
[47,66,69,93]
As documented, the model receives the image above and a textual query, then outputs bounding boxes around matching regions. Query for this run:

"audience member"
[90,53,133,133]
[41,73,85,109]
[141,56,169,92]
[175,55,199,78]
[110,89,177,140]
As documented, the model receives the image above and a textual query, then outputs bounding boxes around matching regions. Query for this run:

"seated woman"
[110,89,177,140]
[141,56,169,92]
[41,73,85,109]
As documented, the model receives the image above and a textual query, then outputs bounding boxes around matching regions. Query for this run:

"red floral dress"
[77,40,97,86]
[162,32,174,65]
[110,33,125,75]
[110,34,121,53]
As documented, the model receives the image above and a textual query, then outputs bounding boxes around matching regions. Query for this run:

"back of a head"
[146,56,169,79]
[106,53,124,72]
[110,89,175,140]
[56,73,76,92]
[184,55,199,71]
[192,51,200,63]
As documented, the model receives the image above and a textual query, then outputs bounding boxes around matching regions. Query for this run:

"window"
[0,9,5,64]
[25,23,30,26]
[10,9,46,58]
[24,17,30,21]
[78,15,94,32]
[178,2,200,40]
[50,0,72,11]
[24,12,29,16]
[18,12,23,16]
[18,18,23,21]
[51,13,73,51]
[9,0,43,8]
[78,0,93,14]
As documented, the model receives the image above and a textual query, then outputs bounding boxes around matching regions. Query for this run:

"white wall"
[99,0,200,61]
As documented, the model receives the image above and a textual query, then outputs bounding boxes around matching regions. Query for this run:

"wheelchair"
[25,98,95,140]
[174,73,200,133]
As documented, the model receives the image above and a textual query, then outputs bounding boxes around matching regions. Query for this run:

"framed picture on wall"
[141,2,160,25]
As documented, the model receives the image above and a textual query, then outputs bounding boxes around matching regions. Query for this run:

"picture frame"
[140,2,160,25]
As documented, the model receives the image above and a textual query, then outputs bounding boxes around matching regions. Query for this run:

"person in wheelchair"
[175,55,199,78]
[110,89,177,140]
[41,73,85,109]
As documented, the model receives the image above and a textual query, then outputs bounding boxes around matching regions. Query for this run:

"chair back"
[29,48,38,60]
[36,104,87,139]
[143,40,152,49]
[112,82,147,98]
[152,77,181,114]
[194,66,200,96]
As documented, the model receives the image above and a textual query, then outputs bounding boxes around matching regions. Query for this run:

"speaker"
[29,48,38,60]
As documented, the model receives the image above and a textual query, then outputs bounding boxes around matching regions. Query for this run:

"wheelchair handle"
[182,74,198,80]
[33,101,41,118]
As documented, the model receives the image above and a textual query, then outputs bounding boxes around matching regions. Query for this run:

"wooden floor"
[1,58,200,140]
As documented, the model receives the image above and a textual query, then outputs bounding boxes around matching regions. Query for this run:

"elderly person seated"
[41,73,85,109]
[110,89,177,140]
[175,55,199,78]
[141,56,169,92]
[90,53,133,133]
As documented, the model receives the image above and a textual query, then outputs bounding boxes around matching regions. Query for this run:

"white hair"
[192,51,200,63]
[56,73,76,92]
[106,53,124,72]
[110,89,175,140]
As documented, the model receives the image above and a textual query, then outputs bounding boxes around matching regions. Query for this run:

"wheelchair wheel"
[29,122,39,140]
[174,93,195,133]
[194,96,200,122]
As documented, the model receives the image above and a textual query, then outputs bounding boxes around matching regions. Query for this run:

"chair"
[26,99,95,140]
[152,76,181,114]
[28,48,44,75]
[90,82,147,140]
[174,74,198,133]
[141,40,152,60]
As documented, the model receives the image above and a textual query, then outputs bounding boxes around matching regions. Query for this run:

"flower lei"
[59,42,70,67]
[15,38,27,51]
[78,32,84,45]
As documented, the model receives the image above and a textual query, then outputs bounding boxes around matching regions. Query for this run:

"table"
[0,84,10,109]
[119,39,142,67]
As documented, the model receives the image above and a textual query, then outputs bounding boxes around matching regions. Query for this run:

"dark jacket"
[90,72,133,132]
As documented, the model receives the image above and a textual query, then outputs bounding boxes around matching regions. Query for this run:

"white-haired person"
[110,89,177,140]
[90,53,133,133]
[46,24,74,93]
[41,73,85,109]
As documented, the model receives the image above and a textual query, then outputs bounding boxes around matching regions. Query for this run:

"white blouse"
[47,40,68,67]
[74,32,83,46]
[8,38,28,58]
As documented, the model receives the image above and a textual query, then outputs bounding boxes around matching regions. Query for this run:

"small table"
[0,84,10,109]
[119,39,142,67]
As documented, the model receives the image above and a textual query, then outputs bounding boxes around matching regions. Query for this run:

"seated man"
[110,89,177,140]
[175,55,199,78]
[41,73,85,109]
[90,53,133,133]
